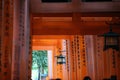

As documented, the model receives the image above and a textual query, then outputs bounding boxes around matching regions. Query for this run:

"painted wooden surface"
[12,0,31,80]
[0,0,3,79]
[33,35,120,80]
[0,0,120,79]
[32,13,120,35]
[1,0,13,80]
[30,0,120,13]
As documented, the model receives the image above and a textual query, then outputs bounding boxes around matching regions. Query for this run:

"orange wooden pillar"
[103,49,120,80]
[54,39,70,80]
[89,35,110,80]
[79,35,88,80]
[0,0,31,80]
[55,40,63,79]
[69,35,88,80]
[103,50,112,79]
[85,35,104,80]
[52,46,57,79]
[84,35,94,80]
[66,39,71,80]
[61,39,70,80]
[12,0,31,80]
[0,0,3,79]
[74,35,81,80]
[0,0,14,80]
[116,46,120,80]
[69,36,77,80]
[12,0,20,79]
[61,37,73,80]
[90,35,120,80]
[19,0,31,80]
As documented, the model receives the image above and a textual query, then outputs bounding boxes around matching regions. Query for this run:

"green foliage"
[32,50,48,73]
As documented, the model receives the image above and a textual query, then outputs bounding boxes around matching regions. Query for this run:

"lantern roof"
[100,26,120,37]
[102,31,120,37]
[56,54,65,58]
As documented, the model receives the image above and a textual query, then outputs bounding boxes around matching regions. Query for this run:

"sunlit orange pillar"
[85,35,98,80]
[52,46,57,79]
[79,35,88,80]
[68,35,88,80]
[90,35,120,80]
[62,39,69,80]
[69,36,77,80]
[55,39,63,79]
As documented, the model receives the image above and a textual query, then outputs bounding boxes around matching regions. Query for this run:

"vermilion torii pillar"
[0,0,31,80]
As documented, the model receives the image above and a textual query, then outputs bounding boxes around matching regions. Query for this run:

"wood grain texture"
[32,14,120,35]
[30,0,120,13]
[0,0,3,79]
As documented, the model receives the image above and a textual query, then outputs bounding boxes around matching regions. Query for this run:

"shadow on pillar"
[56,78,61,80]
[49,78,61,80]
[103,75,117,80]
[83,76,91,80]
[103,78,110,80]
[111,75,117,80]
